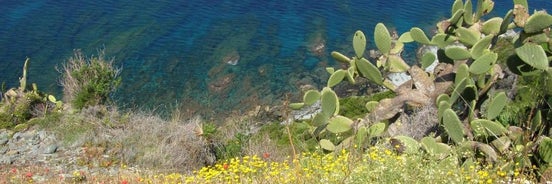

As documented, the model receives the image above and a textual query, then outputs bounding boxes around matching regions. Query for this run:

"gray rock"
[0,146,8,154]
[43,144,58,154]
[0,156,14,164]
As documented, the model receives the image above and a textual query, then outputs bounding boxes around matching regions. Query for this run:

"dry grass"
[57,49,121,109]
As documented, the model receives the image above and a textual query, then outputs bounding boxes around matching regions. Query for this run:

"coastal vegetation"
[2,0,552,183]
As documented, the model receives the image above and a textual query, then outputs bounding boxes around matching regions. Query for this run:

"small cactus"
[19,58,30,91]
[327,69,347,88]
[484,91,507,120]
[368,122,386,137]
[374,23,392,55]
[455,63,470,85]
[524,11,552,34]
[353,30,367,58]
[445,46,472,60]
[442,108,466,144]
[538,137,552,163]
[451,0,464,16]
[421,136,451,159]
[321,87,339,117]
[303,90,320,106]
[470,119,507,138]
[469,52,497,75]
[515,43,548,70]
[392,136,421,154]
[463,0,474,25]
[331,51,351,64]
[481,17,503,35]
[327,115,353,134]
[410,27,431,45]
[449,9,465,26]
[320,139,336,151]
[289,102,304,110]
[431,34,457,49]
[470,34,494,59]
[456,27,480,46]
[491,136,511,154]
[387,55,410,73]
[356,57,383,85]
[421,52,436,70]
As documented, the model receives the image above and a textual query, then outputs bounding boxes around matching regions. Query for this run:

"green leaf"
[485,92,507,120]
[356,58,383,85]
[524,11,552,34]
[538,137,552,163]
[327,115,353,134]
[449,9,465,25]
[410,27,431,45]
[326,67,335,74]
[445,46,471,60]
[387,55,410,72]
[393,136,420,154]
[500,10,514,35]
[455,63,469,85]
[327,69,347,88]
[470,119,507,138]
[443,109,466,144]
[398,32,413,43]
[368,122,386,137]
[289,102,304,110]
[481,17,503,35]
[469,52,497,75]
[456,27,480,46]
[451,0,464,17]
[321,87,339,116]
[353,30,367,58]
[421,52,436,70]
[374,23,392,54]
[331,51,351,64]
[471,34,494,59]
[515,43,549,70]
[320,139,336,151]
[431,34,457,49]
[463,0,473,25]
[303,90,320,106]
[365,101,378,112]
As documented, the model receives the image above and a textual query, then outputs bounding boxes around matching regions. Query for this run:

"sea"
[1,0,551,120]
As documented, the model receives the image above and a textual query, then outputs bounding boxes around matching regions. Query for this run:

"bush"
[59,50,121,110]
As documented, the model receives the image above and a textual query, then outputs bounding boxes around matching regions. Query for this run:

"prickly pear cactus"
[539,137,552,164]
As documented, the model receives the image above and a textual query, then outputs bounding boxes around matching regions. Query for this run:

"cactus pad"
[445,46,472,60]
[374,23,392,55]
[353,30,367,58]
[482,17,502,35]
[470,119,507,138]
[485,92,507,120]
[515,43,548,70]
[524,11,552,34]
[538,137,552,163]
[327,115,353,134]
[303,90,320,106]
[321,87,339,117]
[469,52,497,75]
[356,58,383,85]
[327,69,347,88]
[410,27,431,45]
[320,139,336,151]
[443,108,466,144]
[331,51,351,64]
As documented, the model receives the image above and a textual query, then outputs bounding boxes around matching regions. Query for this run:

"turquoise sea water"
[1,1,551,120]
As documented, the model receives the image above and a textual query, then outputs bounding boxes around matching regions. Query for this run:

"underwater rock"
[223,50,240,65]
[208,73,235,94]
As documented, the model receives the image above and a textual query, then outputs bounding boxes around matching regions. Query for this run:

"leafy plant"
[59,50,121,110]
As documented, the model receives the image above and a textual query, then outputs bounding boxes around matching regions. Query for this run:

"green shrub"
[60,50,121,110]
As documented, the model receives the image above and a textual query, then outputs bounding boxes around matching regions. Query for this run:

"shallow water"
[1,1,551,120]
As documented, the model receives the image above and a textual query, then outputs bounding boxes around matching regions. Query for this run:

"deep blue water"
[1,1,551,120]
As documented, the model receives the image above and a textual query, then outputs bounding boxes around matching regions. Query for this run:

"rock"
[0,156,14,164]
[43,144,58,154]
[0,146,7,154]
